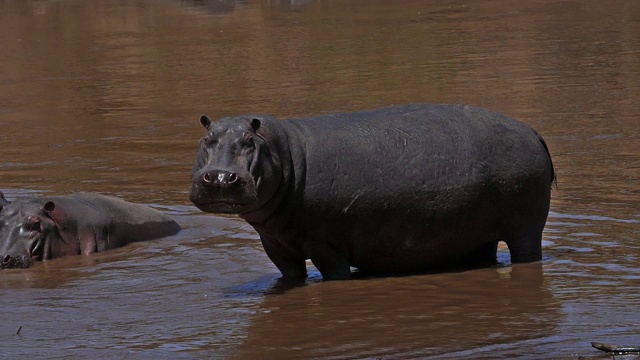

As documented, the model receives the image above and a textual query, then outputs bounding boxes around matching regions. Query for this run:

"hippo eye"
[203,136,217,147]
[27,218,41,232]
[241,132,255,150]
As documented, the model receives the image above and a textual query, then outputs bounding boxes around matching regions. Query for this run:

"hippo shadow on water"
[250,241,529,296]
[230,262,564,359]
[178,0,236,14]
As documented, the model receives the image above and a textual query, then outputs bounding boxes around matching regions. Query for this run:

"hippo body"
[190,104,555,280]
[0,192,181,268]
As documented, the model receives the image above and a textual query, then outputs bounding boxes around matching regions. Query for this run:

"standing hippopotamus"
[0,192,181,269]
[190,104,555,281]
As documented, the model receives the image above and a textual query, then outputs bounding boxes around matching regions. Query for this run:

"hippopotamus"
[0,192,181,269]
[189,103,555,281]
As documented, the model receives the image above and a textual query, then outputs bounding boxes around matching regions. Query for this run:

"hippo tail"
[537,133,557,189]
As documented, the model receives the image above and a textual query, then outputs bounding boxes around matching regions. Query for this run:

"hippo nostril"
[203,171,238,186]
[3,255,10,263]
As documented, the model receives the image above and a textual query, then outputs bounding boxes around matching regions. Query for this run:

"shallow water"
[1,0,638,358]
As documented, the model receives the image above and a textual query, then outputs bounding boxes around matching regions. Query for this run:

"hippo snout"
[202,170,239,188]
[1,254,31,269]
[190,166,260,214]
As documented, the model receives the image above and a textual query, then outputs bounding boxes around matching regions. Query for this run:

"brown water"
[1,0,638,358]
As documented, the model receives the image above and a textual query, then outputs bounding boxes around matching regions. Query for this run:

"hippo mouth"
[191,199,253,214]
[190,180,259,214]
[28,236,46,261]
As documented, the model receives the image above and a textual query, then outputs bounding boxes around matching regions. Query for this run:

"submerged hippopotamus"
[190,103,555,281]
[0,192,181,269]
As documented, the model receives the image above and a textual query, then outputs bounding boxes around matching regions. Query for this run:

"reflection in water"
[0,0,639,358]
[235,263,560,359]
[179,0,238,15]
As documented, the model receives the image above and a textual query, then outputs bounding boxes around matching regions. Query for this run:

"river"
[0,0,638,358]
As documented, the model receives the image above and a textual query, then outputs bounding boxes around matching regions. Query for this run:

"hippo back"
[284,104,553,217]
[55,192,181,250]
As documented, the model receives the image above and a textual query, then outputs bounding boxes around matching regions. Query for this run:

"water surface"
[1,0,638,358]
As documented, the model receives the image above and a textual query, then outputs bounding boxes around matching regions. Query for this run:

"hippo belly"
[299,189,502,275]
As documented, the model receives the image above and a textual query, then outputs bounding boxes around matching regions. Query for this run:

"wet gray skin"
[0,191,181,269]
[190,104,555,281]
[0,192,56,268]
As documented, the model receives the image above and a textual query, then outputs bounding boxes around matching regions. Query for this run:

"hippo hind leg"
[499,179,550,264]
[500,215,545,263]
[461,241,499,266]
[504,231,543,263]
[501,195,548,263]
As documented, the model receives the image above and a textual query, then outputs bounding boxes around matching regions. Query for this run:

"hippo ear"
[44,201,56,212]
[251,118,261,131]
[42,201,73,245]
[44,201,63,223]
[0,191,10,209]
[43,201,66,227]
[200,115,211,129]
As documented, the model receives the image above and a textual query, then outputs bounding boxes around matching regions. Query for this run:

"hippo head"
[190,115,282,215]
[0,192,67,269]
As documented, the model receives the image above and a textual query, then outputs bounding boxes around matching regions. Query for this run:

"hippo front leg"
[260,235,307,281]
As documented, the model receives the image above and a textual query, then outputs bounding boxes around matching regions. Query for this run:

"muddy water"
[1,0,638,358]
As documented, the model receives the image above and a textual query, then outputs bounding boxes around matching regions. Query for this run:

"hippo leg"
[260,236,307,281]
[502,207,546,263]
[501,184,550,264]
[306,242,351,281]
[461,241,499,266]
[504,230,543,263]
